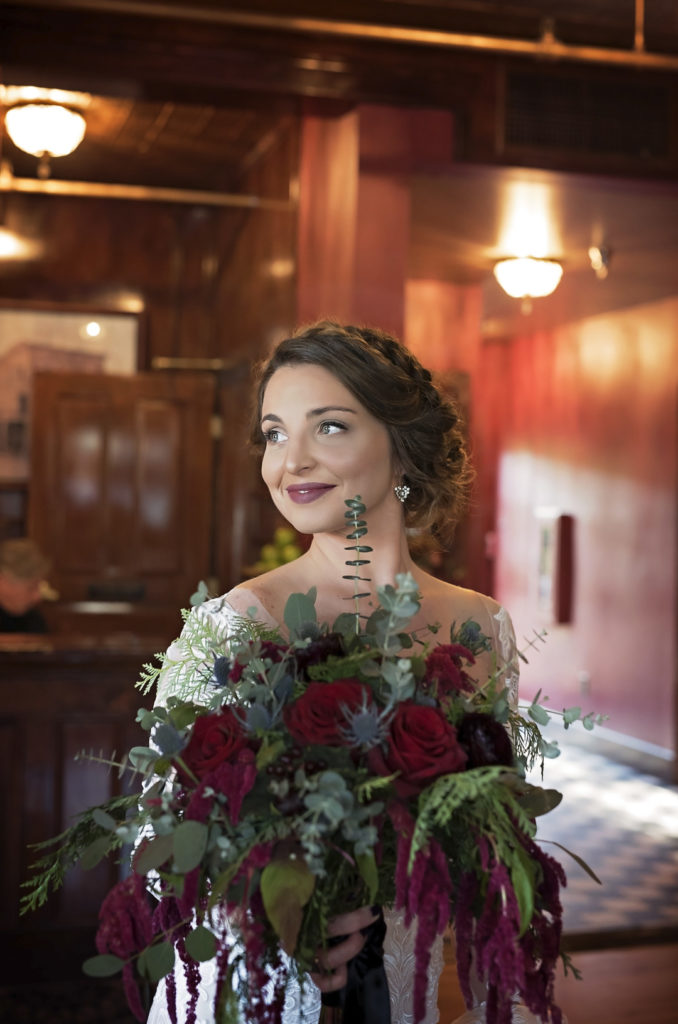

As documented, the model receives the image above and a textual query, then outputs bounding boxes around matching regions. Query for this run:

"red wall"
[488,299,677,753]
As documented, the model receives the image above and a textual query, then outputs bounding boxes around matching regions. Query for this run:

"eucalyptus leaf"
[129,746,159,770]
[516,785,563,818]
[80,835,114,871]
[82,954,124,978]
[562,705,582,726]
[185,925,217,962]
[135,832,175,875]
[143,940,175,982]
[92,808,118,831]
[528,703,551,726]
[284,589,318,637]
[261,857,316,955]
[189,580,210,607]
[171,704,200,730]
[173,820,208,873]
[332,612,362,638]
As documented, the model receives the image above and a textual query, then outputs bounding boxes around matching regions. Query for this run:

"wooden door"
[29,372,215,608]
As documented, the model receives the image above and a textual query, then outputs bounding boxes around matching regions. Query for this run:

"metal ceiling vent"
[503,67,672,163]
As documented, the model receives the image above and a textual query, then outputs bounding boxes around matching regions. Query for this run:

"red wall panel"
[488,299,677,753]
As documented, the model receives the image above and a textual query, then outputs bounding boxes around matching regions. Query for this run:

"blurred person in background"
[0,538,51,634]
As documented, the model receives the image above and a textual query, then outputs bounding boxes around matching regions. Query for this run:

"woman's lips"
[286,484,336,504]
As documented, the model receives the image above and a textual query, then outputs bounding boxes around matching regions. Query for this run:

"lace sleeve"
[154,596,244,708]
[492,605,520,709]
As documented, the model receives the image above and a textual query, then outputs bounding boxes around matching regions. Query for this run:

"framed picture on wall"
[0,301,141,484]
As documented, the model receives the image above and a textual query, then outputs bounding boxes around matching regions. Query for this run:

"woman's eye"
[263,427,286,444]
[318,420,346,436]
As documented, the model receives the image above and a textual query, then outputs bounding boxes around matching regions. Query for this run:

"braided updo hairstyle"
[250,320,473,543]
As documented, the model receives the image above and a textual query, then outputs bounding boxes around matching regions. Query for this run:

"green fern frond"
[20,793,137,914]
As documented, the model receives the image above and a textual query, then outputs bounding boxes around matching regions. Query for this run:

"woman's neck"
[304,517,419,607]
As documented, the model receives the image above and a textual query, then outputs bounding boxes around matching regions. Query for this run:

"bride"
[148,320,521,1024]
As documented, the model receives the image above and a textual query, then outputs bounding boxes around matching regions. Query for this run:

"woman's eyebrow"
[307,406,357,417]
[261,406,357,424]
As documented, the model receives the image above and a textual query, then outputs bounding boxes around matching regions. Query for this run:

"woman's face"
[260,363,399,536]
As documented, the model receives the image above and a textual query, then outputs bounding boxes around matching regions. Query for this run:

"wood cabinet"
[29,371,215,607]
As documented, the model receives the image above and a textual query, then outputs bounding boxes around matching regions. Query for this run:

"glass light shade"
[493,257,563,299]
[0,227,39,259]
[5,103,86,157]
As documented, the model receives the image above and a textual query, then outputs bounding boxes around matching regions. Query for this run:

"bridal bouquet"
[22,499,601,1024]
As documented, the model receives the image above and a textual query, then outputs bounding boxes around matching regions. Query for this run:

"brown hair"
[0,538,50,580]
[250,321,472,542]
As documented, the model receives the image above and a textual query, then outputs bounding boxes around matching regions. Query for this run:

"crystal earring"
[394,482,410,503]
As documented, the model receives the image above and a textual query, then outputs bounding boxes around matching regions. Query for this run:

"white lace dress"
[147,587,521,1024]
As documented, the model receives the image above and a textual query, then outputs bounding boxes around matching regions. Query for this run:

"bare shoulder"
[413,572,503,639]
[230,558,312,625]
[418,573,501,614]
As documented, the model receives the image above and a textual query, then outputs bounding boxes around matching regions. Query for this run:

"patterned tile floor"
[527,737,678,939]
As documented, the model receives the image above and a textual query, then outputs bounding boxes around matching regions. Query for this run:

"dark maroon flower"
[95,872,154,1022]
[423,643,476,696]
[293,632,345,677]
[284,679,371,746]
[457,712,514,768]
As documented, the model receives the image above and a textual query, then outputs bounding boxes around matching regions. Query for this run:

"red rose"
[284,679,371,746]
[423,643,476,696]
[178,707,248,782]
[378,701,467,795]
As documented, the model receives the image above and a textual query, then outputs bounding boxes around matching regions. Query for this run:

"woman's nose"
[284,434,314,474]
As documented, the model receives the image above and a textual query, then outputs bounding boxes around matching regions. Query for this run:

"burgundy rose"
[375,701,467,796]
[423,643,476,697]
[284,679,371,746]
[177,707,248,782]
[456,712,514,768]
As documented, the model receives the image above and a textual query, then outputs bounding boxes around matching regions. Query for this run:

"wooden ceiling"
[1,1,677,334]
[1,0,677,190]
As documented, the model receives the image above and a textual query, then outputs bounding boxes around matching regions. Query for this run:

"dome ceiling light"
[493,256,563,312]
[1,86,89,178]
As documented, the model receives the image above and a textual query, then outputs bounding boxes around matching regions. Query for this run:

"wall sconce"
[4,102,86,177]
[493,257,563,302]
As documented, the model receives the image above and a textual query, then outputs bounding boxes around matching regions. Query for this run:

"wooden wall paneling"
[215,368,264,592]
[297,103,359,325]
[0,647,155,982]
[60,718,121,922]
[0,718,23,928]
[212,142,298,358]
[16,719,59,927]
